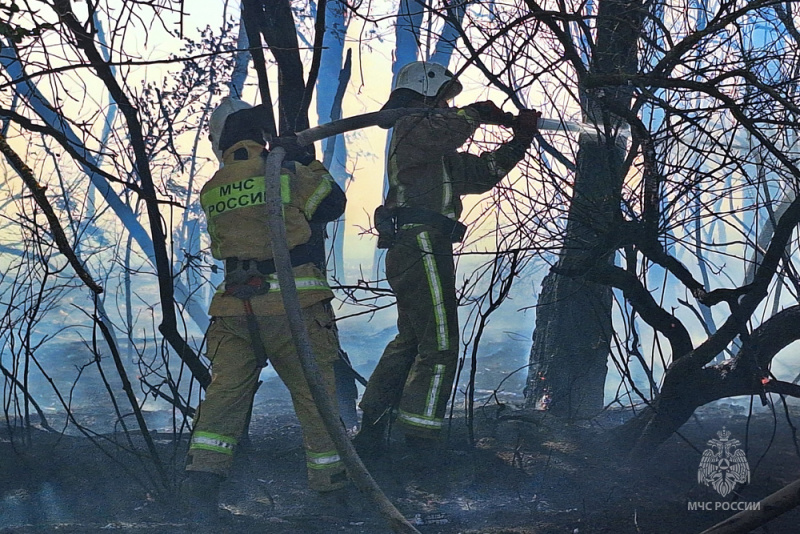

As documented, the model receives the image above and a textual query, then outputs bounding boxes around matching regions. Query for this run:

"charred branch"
[545,216,708,303]
[298,0,327,125]
[626,224,706,298]
[623,306,800,455]
[240,0,276,135]
[522,0,588,80]
[245,0,311,135]
[695,284,756,307]
[686,197,800,370]
[763,380,800,398]
[581,262,694,357]
[0,361,53,432]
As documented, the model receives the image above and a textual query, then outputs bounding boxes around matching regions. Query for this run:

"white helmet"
[393,61,462,101]
[209,96,253,161]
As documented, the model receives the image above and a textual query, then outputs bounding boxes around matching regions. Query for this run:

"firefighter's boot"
[352,414,388,458]
[181,470,223,524]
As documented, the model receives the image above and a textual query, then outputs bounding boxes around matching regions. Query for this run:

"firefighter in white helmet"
[207,96,254,162]
[391,61,464,103]
[182,96,353,522]
[209,98,361,427]
[354,61,541,455]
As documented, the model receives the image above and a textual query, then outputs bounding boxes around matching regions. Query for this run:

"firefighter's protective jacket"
[385,106,529,219]
[358,105,532,438]
[200,140,345,316]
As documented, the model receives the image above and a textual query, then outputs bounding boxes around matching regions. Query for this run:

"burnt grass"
[2,391,800,533]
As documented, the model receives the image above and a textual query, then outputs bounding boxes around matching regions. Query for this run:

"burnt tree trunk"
[526,0,645,419]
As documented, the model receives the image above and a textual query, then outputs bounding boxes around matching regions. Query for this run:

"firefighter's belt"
[395,207,467,243]
[222,243,316,369]
[225,243,315,280]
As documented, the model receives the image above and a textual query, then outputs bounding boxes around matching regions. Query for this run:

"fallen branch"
[264,147,420,534]
[699,476,800,533]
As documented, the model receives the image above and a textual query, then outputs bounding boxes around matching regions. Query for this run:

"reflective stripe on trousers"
[416,232,449,351]
[306,449,343,470]
[397,363,447,430]
[397,410,444,430]
[190,431,238,455]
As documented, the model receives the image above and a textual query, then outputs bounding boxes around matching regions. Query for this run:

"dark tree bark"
[525,0,645,419]
[700,474,800,533]
[243,0,313,135]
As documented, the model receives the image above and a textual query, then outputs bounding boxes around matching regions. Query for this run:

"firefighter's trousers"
[186,301,347,492]
[360,228,459,439]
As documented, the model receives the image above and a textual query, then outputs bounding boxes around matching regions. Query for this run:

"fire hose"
[263,147,421,533]
[294,107,625,147]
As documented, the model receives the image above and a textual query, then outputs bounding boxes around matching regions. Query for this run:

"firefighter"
[354,61,541,453]
[182,97,350,521]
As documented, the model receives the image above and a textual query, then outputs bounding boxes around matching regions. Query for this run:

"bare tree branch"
[0,131,103,294]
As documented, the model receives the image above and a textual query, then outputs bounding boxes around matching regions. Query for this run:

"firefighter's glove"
[513,109,542,141]
[271,134,314,166]
[470,100,511,125]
